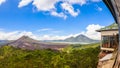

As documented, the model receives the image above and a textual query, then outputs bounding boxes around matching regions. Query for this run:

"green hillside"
[0,43,100,68]
[62,43,100,53]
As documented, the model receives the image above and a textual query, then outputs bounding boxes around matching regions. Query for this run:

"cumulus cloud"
[18,0,67,18]
[0,30,66,40]
[32,0,57,11]
[37,26,104,40]
[38,33,84,40]
[17,0,81,18]
[18,0,33,8]
[0,30,38,40]
[61,2,80,17]
[0,0,6,5]
[81,24,104,40]
[17,0,102,19]
[0,24,103,40]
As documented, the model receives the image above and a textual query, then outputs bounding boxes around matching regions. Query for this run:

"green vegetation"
[62,43,100,52]
[0,43,100,68]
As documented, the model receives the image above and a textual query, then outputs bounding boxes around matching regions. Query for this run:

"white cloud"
[32,0,57,11]
[32,0,68,19]
[38,34,79,40]
[17,0,81,18]
[17,0,102,19]
[37,28,52,32]
[91,0,102,2]
[0,24,104,40]
[18,0,57,11]
[0,31,37,40]
[18,0,33,8]
[0,24,103,40]
[61,2,80,17]
[44,24,104,40]
[81,24,104,40]
[0,30,66,40]
[95,5,103,11]
[97,6,102,11]
[51,11,67,19]
[0,31,19,40]
[0,0,6,5]
[68,0,86,6]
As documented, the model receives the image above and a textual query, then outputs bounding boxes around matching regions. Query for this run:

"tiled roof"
[97,23,118,32]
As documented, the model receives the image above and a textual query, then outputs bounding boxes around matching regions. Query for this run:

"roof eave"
[96,29,118,32]
[103,0,118,24]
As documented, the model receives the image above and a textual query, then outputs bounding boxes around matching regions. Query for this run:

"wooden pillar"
[101,35,103,48]
[109,36,110,48]
[109,0,120,68]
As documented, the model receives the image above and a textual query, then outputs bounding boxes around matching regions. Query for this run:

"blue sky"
[0,0,115,40]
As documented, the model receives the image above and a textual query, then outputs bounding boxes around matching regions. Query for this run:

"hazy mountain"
[64,34,99,43]
[7,36,68,50]
[1,35,99,50]
[0,40,10,45]
[44,34,100,44]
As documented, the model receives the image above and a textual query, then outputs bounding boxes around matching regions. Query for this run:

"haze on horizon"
[0,0,115,40]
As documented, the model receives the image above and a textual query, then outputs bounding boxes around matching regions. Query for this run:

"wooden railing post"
[111,0,120,67]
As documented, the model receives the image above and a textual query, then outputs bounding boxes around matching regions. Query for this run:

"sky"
[0,0,115,40]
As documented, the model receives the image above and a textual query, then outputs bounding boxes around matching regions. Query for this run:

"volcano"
[8,36,67,50]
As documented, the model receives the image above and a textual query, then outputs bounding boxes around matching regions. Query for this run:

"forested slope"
[0,43,100,68]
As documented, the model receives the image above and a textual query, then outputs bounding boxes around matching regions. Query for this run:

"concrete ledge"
[101,47,114,51]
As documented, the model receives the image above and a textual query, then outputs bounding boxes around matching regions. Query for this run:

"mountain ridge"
[7,36,68,50]
[43,34,100,44]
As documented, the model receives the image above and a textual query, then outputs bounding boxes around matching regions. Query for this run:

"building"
[97,23,119,58]
[99,0,120,67]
